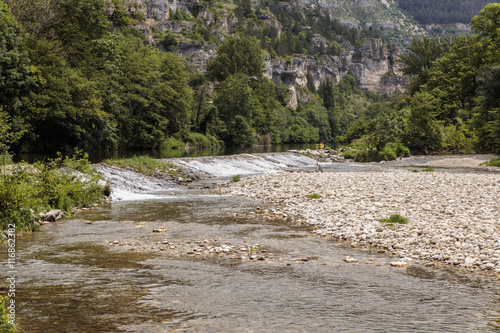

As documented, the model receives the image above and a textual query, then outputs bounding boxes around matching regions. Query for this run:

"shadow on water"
[15,143,324,163]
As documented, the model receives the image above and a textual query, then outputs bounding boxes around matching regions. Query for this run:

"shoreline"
[220,166,500,276]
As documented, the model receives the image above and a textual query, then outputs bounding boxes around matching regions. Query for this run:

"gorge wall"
[109,0,409,107]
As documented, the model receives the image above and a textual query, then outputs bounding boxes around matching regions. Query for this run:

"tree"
[0,2,33,114]
[0,110,25,164]
[473,65,500,153]
[213,73,259,144]
[403,91,443,152]
[207,36,264,82]
[471,3,500,43]
[399,36,451,93]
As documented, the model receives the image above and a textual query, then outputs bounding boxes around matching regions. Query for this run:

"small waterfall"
[171,152,316,179]
[95,153,316,200]
[95,164,179,201]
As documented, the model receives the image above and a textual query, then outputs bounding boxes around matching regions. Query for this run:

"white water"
[95,164,179,201]
[96,153,316,201]
[171,152,316,178]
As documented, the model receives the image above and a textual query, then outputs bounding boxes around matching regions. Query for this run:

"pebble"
[221,169,500,275]
[344,256,358,263]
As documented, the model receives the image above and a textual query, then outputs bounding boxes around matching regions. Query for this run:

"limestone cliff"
[265,38,409,107]
[111,0,409,107]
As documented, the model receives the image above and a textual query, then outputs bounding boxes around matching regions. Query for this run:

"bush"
[483,157,500,167]
[0,295,15,333]
[0,153,106,234]
[232,175,241,182]
[185,132,222,148]
[307,193,321,199]
[161,136,185,149]
[339,142,410,162]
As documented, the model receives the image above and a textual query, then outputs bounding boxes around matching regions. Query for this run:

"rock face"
[113,0,409,107]
[265,39,409,107]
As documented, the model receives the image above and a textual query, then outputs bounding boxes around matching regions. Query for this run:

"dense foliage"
[338,4,500,160]
[0,153,106,235]
[0,0,498,160]
[0,0,377,153]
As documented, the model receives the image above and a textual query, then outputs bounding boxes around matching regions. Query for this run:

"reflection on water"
[7,190,500,332]
[15,143,325,163]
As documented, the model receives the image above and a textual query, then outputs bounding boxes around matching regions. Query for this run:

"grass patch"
[307,193,321,199]
[103,155,178,176]
[482,157,500,167]
[421,167,435,172]
[379,214,408,224]
[231,175,241,182]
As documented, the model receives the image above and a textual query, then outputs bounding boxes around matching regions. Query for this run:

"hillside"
[1,0,498,157]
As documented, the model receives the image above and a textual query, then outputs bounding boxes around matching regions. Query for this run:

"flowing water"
[4,153,500,332]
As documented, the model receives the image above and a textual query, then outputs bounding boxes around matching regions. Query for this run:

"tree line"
[337,3,500,160]
[0,0,382,158]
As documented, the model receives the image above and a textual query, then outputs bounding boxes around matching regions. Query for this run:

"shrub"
[422,167,435,172]
[307,193,321,199]
[185,132,222,148]
[1,153,106,234]
[232,175,241,182]
[379,214,408,224]
[483,157,500,167]
[161,136,185,149]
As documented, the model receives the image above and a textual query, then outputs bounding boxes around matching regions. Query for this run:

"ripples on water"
[5,154,500,332]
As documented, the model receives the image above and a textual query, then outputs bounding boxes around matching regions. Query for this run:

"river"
[5,153,500,332]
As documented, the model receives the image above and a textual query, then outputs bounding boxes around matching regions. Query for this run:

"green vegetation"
[0,153,106,235]
[379,214,408,224]
[307,193,321,199]
[0,295,15,332]
[483,157,500,167]
[410,167,435,172]
[0,0,499,162]
[337,4,500,160]
[103,156,178,176]
[231,175,241,182]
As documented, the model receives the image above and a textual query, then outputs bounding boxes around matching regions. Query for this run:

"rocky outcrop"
[265,39,409,107]
[111,1,408,107]
[174,42,217,72]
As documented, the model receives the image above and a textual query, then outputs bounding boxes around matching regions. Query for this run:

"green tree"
[473,65,500,153]
[213,73,259,145]
[399,36,451,93]
[207,36,264,82]
[298,105,331,142]
[404,91,443,152]
[0,1,33,114]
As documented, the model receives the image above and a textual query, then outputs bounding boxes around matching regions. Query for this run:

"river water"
[4,153,500,332]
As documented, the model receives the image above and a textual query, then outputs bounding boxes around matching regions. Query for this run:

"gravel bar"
[220,169,500,274]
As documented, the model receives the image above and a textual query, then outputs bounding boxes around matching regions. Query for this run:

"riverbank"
[220,164,500,275]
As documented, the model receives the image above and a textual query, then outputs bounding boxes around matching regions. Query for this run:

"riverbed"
[4,153,500,332]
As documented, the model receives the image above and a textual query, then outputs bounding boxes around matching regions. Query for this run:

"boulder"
[42,209,64,222]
